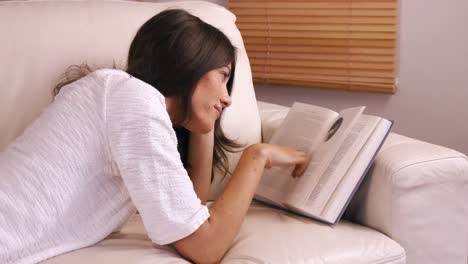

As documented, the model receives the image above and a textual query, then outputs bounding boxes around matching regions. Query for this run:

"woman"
[0,9,308,264]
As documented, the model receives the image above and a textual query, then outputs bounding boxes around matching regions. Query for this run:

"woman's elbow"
[172,222,227,264]
[179,249,224,264]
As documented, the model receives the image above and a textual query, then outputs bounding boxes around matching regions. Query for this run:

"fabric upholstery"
[43,204,406,264]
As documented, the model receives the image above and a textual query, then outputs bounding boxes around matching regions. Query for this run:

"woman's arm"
[174,143,308,264]
[187,130,214,204]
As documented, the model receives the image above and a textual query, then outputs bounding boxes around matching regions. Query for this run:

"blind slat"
[244,38,395,48]
[234,0,394,2]
[251,66,395,78]
[246,45,395,55]
[250,59,394,70]
[238,23,396,32]
[230,2,397,8]
[253,78,396,94]
[236,16,396,24]
[254,72,394,84]
[249,52,395,63]
[231,8,397,17]
[234,0,395,3]
[242,30,396,40]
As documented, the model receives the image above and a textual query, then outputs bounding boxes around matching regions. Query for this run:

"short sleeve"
[105,75,209,245]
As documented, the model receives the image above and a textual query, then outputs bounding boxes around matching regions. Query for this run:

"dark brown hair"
[54,9,242,179]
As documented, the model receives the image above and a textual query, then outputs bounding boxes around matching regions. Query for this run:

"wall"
[253,0,468,155]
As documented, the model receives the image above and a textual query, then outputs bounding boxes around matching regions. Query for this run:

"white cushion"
[42,213,190,264]
[0,0,261,198]
[257,101,290,143]
[44,204,406,264]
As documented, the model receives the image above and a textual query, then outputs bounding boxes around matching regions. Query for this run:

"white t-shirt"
[0,69,209,264]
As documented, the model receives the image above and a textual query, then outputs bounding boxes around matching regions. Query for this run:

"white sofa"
[1,1,467,263]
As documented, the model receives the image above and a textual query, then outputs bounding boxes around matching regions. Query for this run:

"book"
[254,102,393,224]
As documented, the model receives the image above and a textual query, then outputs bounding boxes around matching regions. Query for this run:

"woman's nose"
[221,94,232,108]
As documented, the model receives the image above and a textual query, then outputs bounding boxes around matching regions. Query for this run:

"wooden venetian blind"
[229,0,398,94]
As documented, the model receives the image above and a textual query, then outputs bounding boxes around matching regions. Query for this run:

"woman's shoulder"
[90,68,163,99]
[101,69,166,112]
[92,68,131,82]
[66,68,131,91]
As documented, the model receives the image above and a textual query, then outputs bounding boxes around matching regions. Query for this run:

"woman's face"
[182,64,232,133]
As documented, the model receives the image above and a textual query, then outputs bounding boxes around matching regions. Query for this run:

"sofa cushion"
[44,202,406,264]
[0,0,261,199]
[257,101,290,143]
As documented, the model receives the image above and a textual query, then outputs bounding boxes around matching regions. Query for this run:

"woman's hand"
[250,143,310,177]
[188,129,214,204]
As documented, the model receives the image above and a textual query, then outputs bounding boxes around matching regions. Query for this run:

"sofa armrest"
[257,101,468,264]
[344,133,468,264]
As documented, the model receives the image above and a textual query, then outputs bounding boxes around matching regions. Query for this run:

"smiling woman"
[124,8,241,179]
[0,8,309,264]
[184,64,233,133]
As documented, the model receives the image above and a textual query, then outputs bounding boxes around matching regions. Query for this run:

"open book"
[255,102,393,224]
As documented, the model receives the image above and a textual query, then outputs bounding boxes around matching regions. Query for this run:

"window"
[229,0,398,93]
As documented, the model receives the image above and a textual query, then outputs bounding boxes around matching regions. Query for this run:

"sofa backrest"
[0,0,261,198]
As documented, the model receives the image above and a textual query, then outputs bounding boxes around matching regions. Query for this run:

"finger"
[292,165,302,177]
[294,157,310,177]
[292,166,301,178]
[294,149,307,156]
[291,156,304,177]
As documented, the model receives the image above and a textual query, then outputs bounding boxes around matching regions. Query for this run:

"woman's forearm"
[174,143,307,264]
[174,144,267,263]
[187,130,214,204]
[206,144,267,255]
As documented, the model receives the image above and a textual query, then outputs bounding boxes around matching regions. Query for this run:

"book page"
[255,102,339,205]
[284,106,365,207]
[303,114,380,214]
[321,117,393,223]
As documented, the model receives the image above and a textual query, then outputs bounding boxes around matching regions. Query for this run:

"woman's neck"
[165,96,185,125]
